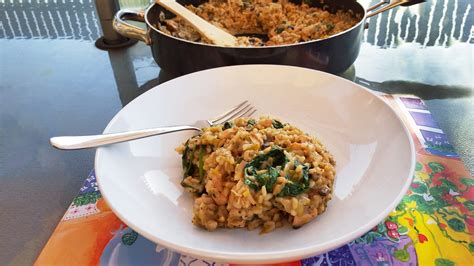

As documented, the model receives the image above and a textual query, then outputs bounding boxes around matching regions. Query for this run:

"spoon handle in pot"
[156,0,237,46]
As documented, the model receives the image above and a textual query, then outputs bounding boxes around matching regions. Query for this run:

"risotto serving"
[175,117,336,233]
[158,0,360,46]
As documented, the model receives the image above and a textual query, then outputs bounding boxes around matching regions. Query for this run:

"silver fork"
[50,101,256,150]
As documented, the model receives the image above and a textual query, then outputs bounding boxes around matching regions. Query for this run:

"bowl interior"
[95,65,414,263]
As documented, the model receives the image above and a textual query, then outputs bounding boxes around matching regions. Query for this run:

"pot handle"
[113,9,151,44]
[367,0,425,18]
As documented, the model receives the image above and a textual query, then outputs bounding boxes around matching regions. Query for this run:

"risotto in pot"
[158,0,360,46]
[175,117,336,233]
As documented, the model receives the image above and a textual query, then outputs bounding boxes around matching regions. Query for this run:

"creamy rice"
[176,117,336,233]
[158,0,360,46]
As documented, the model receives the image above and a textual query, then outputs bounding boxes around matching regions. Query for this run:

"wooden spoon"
[156,0,238,46]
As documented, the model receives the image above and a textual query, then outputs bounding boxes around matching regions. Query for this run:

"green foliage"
[408,194,435,214]
[275,27,284,34]
[411,182,428,194]
[279,161,310,197]
[463,201,474,212]
[434,258,455,266]
[429,186,446,199]
[460,177,474,187]
[401,160,471,253]
[428,162,445,173]
[415,162,423,171]
[244,146,288,193]
[393,249,410,262]
[325,23,335,31]
[244,146,311,197]
[447,218,466,232]
[396,200,406,211]
[355,231,383,244]
[425,141,456,153]
[223,121,233,130]
[121,230,138,246]
[398,226,409,235]
[377,223,387,233]
[73,192,101,206]
[182,141,195,177]
[272,119,284,129]
[440,179,459,192]
[247,119,256,127]
[469,242,474,252]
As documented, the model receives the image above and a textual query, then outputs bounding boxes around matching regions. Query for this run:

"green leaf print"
[469,242,474,252]
[396,196,411,211]
[378,222,387,233]
[415,162,423,171]
[122,230,138,246]
[409,194,435,214]
[447,218,466,232]
[429,186,446,199]
[440,179,459,192]
[434,258,455,266]
[460,177,474,187]
[366,233,374,243]
[428,162,445,173]
[396,200,406,211]
[73,192,101,207]
[411,182,428,194]
[398,225,409,235]
[393,249,410,262]
[463,201,474,212]
[371,232,383,239]
[355,231,383,244]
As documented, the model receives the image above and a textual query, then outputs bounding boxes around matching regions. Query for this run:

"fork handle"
[50,125,200,150]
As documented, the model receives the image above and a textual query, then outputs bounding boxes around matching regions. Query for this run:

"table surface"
[0,0,473,264]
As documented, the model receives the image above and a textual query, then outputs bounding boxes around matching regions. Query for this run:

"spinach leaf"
[247,119,256,127]
[278,161,310,197]
[275,27,284,34]
[223,121,233,130]
[246,119,256,130]
[244,146,310,197]
[244,178,259,191]
[244,146,288,192]
[326,23,335,31]
[182,141,195,177]
[272,119,284,129]
[257,167,280,192]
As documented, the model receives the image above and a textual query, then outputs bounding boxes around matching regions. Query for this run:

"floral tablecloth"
[36,95,473,266]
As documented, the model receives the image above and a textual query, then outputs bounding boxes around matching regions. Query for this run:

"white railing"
[0,0,472,46]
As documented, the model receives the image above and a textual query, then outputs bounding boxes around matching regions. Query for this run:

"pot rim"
[144,1,368,49]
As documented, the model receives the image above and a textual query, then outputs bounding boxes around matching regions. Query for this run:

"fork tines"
[210,100,256,125]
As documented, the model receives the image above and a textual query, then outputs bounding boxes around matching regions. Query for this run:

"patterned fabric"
[35,95,473,266]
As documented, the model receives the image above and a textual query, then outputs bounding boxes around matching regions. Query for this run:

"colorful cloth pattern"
[35,95,473,266]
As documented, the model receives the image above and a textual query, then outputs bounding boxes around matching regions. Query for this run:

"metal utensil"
[50,101,256,150]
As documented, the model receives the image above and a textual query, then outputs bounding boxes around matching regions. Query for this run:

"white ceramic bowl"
[96,65,415,264]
